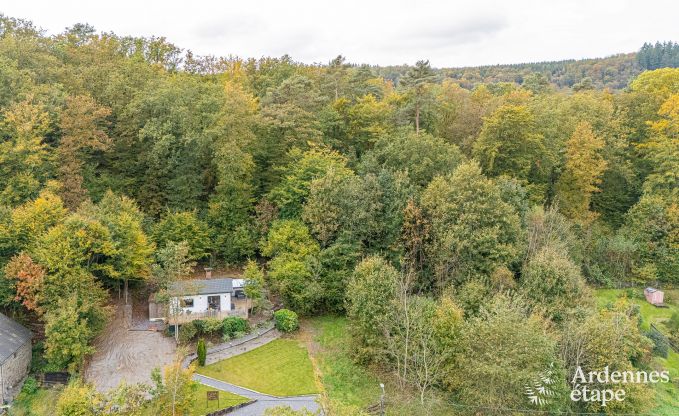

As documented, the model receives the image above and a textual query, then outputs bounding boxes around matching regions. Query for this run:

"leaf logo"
[525,363,557,407]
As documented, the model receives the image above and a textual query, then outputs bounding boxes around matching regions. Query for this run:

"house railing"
[168,309,247,325]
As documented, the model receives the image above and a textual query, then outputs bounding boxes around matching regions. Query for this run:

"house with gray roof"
[149,268,251,324]
[0,313,31,405]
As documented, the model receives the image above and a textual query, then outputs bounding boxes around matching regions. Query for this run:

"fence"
[168,309,248,325]
[650,323,679,353]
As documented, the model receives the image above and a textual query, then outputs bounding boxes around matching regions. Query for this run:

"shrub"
[193,319,206,334]
[274,309,299,332]
[646,330,669,358]
[197,339,207,366]
[223,317,249,339]
[202,318,224,336]
[178,321,197,344]
[20,376,39,396]
[668,312,679,332]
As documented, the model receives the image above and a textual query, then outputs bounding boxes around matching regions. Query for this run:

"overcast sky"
[3,0,678,67]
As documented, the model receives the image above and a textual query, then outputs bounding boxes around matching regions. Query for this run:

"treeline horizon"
[0,12,678,415]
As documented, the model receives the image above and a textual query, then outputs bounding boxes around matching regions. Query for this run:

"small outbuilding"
[0,313,31,405]
[644,287,664,305]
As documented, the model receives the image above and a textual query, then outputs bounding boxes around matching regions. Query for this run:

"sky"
[3,0,678,67]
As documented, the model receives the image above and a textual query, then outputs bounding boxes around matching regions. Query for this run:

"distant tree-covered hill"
[376,42,679,91]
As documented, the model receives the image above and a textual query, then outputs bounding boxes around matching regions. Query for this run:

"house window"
[182,298,194,308]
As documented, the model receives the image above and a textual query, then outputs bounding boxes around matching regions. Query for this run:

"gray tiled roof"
[0,313,31,364]
[170,278,234,295]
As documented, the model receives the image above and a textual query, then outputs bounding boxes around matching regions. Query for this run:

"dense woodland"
[0,14,678,415]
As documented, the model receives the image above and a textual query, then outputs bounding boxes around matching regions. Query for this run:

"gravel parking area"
[84,299,176,392]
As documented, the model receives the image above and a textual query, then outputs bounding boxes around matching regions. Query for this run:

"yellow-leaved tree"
[555,121,607,224]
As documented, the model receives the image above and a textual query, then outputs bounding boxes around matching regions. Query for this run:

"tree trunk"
[124,278,129,305]
[415,104,420,135]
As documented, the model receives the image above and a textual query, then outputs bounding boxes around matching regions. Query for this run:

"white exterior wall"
[172,292,231,314]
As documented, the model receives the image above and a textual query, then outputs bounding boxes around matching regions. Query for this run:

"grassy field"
[305,316,381,408]
[188,383,249,416]
[196,339,319,396]
[303,316,456,416]
[7,387,62,416]
[594,288,679,416]
[595,288,679,330]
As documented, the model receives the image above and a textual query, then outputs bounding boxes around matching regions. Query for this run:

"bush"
[646,330,669,358]
[178,321,197,344]
[197,339,207,366]
[274,309,299,332]
[193,319,206,334]
[203,318,224,336]
[668,312,679,332]
[222,317,249,339]
[20,376,39,396]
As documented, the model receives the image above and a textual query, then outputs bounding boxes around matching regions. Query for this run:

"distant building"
[644,287,664,305]
[0,313,31,405]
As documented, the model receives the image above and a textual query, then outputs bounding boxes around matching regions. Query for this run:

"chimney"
[204,267,213,279]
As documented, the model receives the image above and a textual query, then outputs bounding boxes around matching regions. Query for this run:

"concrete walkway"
[194,374,320,415]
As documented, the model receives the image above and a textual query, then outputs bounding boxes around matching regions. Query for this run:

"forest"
[0,13,678,415]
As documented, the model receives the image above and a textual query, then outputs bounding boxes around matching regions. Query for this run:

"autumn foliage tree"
[556,122,608,224]
[57,95,111,210]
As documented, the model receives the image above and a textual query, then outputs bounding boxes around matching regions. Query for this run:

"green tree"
[152,211,211,261]
[520,245,591,322]
[359,128,464,187]
[262,220,320,313]
[473,104,548,199]
[450,295,567,414]
[421,162,521,286]
[149,360,198,416]
[0,97,52,206]
[208,81,258,262]
[622,194,679,282]
[399,60,437,134]
[0,188,66,259]
[243,259,267,312]
[44,294,101,372]
[55,380,99,416]
[560,303,654,414]
[197,339,206,366]
[85,191,154,303]
[268,148,352,218]
[346,256,398,363]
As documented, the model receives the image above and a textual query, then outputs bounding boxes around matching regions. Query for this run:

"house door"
[208,296,221,311]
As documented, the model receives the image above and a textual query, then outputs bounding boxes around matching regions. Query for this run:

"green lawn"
[594,288,679,416]
[307,316,381,408]
[188,383,249,416]
[305,316,457,416]
[196,339,319,396]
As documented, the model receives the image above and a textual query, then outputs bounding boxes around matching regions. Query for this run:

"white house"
[168,278,235,323]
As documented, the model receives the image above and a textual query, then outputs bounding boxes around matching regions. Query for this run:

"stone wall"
[0,340,31,404]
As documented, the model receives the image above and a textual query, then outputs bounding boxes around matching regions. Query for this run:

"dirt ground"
[84,296,176,392]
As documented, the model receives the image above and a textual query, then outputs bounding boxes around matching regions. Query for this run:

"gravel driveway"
[84,300,177,391]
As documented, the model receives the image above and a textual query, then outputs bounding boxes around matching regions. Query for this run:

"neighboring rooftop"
[170,278,234,295]
[0,313,31,364]
[645,287,661,293]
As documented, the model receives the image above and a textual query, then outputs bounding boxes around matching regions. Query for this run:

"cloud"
[419,16,507,43]
[192,15,263,42]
